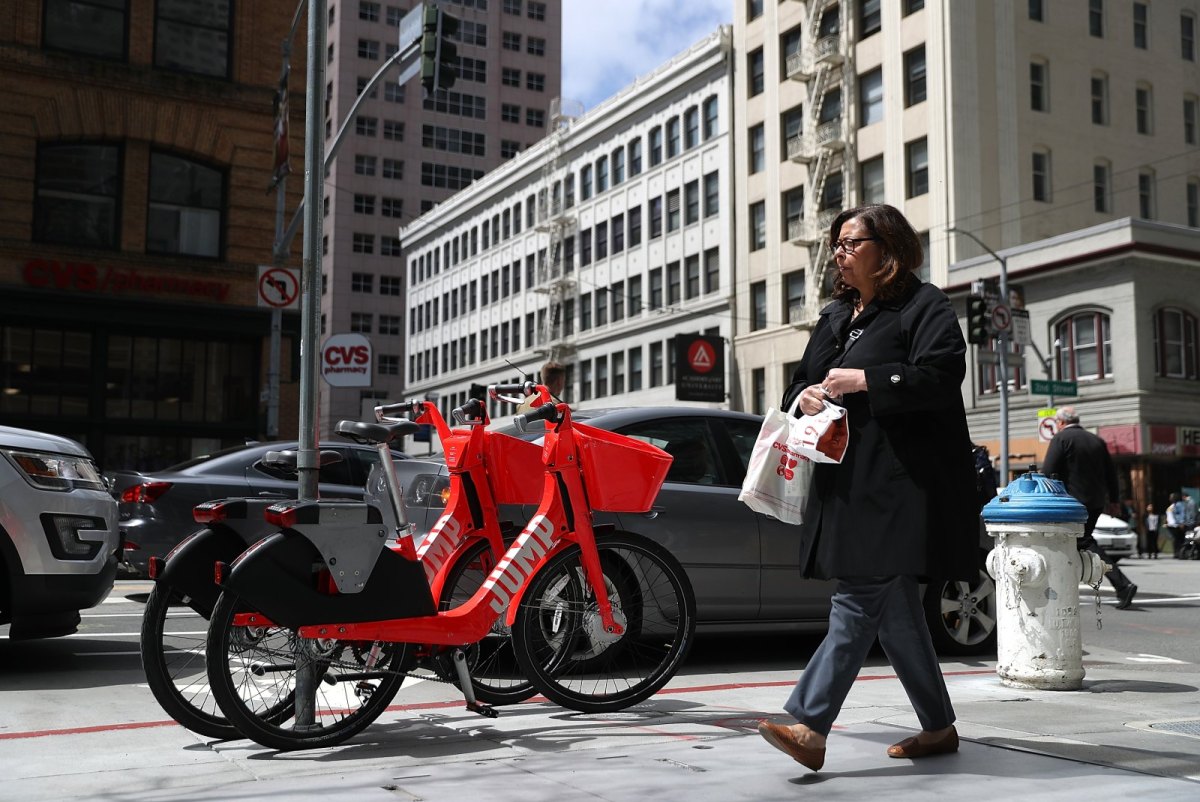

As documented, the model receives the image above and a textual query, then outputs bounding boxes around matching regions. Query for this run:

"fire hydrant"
[983,471,1107,690]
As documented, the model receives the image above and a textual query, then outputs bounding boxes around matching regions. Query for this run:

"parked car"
[1092,513,1138,562]
[394,406,997,656]
[0,426,119,639]
[106,441,410,576]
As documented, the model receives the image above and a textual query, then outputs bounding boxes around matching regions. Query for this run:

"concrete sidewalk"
[5,647,1200,802]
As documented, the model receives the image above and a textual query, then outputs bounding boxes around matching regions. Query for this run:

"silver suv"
[0,426,120,639]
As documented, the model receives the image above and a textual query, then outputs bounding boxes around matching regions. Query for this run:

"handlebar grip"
[452,398,485,423]
[375,399,424,421]
[489,382,534,398]
[514,402,559,432]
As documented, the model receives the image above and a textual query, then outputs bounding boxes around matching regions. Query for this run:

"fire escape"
[532,98,582,363]
[784,0,856,322]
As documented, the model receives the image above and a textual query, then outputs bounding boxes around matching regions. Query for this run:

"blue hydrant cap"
[982,471,1089,523]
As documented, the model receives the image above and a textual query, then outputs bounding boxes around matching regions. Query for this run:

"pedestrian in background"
[757,204,976,772]
[1165,493,1186,558]
[1183,492,1198,530]
[1143,503,1160,560]
[515,360,566,415]
[1042,407,1137,609]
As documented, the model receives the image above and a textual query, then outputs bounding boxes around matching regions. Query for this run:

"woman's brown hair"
[828,204,923,303]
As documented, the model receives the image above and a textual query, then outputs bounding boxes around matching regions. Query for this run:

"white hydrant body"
[983,473,1103,691]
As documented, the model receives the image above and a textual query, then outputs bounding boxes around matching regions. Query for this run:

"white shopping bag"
[792,399,849,465]
[737,396,815,524]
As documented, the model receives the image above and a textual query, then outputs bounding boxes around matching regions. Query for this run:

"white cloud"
[562,0,731,111]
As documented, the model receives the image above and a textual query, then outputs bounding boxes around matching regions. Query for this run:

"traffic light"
[420,6,459,95]
[966,294,990,345]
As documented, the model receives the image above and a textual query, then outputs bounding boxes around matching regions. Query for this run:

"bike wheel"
[512,532,696,713]
[439,539,538,705]
[206,590,407,751]
[140,582,237,740]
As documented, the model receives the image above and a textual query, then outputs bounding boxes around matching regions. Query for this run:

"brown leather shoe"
[887,726,959,759]
[757,721,826,771]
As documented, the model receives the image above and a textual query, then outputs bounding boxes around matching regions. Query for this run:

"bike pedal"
[466,701,499,719]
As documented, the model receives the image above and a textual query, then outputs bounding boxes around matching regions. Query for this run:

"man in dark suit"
[1042,406,1137,609]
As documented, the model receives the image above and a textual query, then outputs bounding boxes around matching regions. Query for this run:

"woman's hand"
[818,369,868,402]
[798,384,827,416]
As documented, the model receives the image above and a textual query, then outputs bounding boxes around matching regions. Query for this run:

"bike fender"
[502,523,617,627]
[156,526,251,616]
[221,531,436,630]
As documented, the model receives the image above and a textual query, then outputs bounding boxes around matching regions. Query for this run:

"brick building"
[0,1,305,470]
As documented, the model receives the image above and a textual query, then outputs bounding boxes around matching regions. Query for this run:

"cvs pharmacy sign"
[322,333,372,387]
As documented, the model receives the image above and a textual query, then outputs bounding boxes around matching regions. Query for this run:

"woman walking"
[758,204,979,772]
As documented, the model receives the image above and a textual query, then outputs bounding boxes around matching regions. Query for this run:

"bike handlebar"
[452,398,486,424]
[374,399,423,421]
[489,381,536,399]
[514,401,560,431]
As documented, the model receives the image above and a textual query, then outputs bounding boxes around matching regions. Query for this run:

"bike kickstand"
[451,648,499,719]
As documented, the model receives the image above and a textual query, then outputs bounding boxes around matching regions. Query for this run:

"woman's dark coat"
[782,280,979,583]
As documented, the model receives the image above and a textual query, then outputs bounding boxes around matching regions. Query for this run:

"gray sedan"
[396,406,997,657]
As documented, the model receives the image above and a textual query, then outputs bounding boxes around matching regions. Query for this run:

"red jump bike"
[203,382,697,750]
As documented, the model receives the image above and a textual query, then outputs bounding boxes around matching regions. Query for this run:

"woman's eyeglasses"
[831,237,878,253]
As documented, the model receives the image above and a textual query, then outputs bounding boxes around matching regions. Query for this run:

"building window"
[666,116,681,158]
[502,67,521,87]
[1184,12,1197,61]
[1028,0,1043,21]
[1089,0,1104,37]
[526,109,545,128]
[649,268,662,310]
[1184,96,1198,145]
[580,164,593,200]
[1154,308,1199,379]
[629,275,643,316]
[357,38,380,59]
[526,72,545,92]
[527,36,546,56]
[386,5,403,26]
[905,138,929,198]
[1189,179,1200,227]
[860,155,885,204]
[629,346,643,391]
[749,124,765,173]
[666,189,680,232]
[378,355,400,376]
[352,233,375,254]
[748,47,764,96]
[702,95,719,139]
[751,281,767,331]
[685,255,700,299]
[1029,60,1048,111]
[611,147,625,185]
[704,171,720,217]
[34,142,121,249]
[356,116,377,136]
[704,247,720,293]
[1093,161,1112,213]
[628,137,643,175]
[350,312,372,333]
[649,342,663,387]
[649,126,663,166]
[380,275,401,295]
[650,196,663,238]
[384,81,405,103]
[1091,72,1109,125]
[359,2,380,21]
[781,24,803,79]
[351,272,374,292]
[629,206,642,245]
[500,139,520,159]
[155,0,231,78]
[378,314,401,335]
[1133,2,1148,49]
[860,0,881,38]
[146,152,222,257]
[354,193,375,214]
[785,270,806,324]
[782,104,804,159]
[595,156,608,192]
[1056,311,1112,381]
[381,236,402,256]
[1032,149,1051,201]
[904,46,926,107]
[859,67,883,126]
[501,103,520,123]
[750,201,766,251]
[685,180,700,225]
[684,106,700,149]
[383,158,404,179]
[821,170,844,211]
[783,186,804,240]
[355,154,377,175]
[748,0,763,21]
[44,0,127,59]
[503,0,521,14]
[502,31,520,50]
[1136,84,1153,134]
[527,1,546,20]
[667,261,681,305]
[1138,170,1156,218]
[383,120,404,140]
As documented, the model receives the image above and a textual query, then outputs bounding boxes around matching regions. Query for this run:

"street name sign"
[1030,379,1078,396]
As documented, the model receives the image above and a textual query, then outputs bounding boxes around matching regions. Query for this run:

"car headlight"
[3,449,106,492]
[405,474,451,508]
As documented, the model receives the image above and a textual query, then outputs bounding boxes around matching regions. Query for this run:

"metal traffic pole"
[949,226,1010,485]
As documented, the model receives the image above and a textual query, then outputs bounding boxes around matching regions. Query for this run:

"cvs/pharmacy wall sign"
[322,333,372,387]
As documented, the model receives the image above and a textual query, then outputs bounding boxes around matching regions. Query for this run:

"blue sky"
[562,0,732,111]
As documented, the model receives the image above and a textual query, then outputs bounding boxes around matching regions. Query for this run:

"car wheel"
[922,564,997,657]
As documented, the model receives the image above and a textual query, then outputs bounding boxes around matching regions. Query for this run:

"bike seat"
[336,419,420,446]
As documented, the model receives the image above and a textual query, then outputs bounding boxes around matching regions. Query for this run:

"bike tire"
[140,582,238,740]
[512,532,696,713]
[439,539,539,705]
[205,590,407,751]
